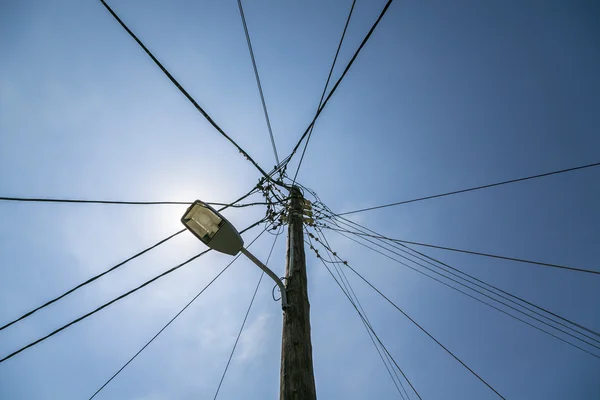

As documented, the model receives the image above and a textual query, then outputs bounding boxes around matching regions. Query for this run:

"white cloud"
[235,312,270,364]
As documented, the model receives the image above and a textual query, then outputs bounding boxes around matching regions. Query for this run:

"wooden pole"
[280,186,317,400]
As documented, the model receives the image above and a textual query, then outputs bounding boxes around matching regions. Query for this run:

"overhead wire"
[88,226,270,399]
[213,228,281,399]
[327,214,600,338]
[309,228,410,399]
[290,0,356,185]
[281,0,395,174]
[334,161,600,216]
[312,195,600,339]
[400,237,600,276]
[0,229,185,332]
[316,230,506,399]
[325,223,600,357]
[305,229,420,399]
[296,184,600,351]
[0,218,266,364]
[0,188,262,332]
[99,0,279,185]
[236,0,279,166]
[0,196,278,208]
[331,224,600,344]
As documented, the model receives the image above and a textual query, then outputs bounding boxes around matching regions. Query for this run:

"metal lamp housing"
[181,200,244,256]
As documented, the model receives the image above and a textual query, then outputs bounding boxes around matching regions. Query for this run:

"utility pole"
[280,186,317,400]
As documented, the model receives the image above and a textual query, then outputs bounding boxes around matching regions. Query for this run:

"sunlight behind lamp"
[181,199,288,308]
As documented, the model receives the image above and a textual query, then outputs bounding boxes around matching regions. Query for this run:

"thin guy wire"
[306,232,419,399]
[318,234,506,399]
[291,0,356,185]
[88,227,270,399]
[327,227,600,359]
[0,188,260,331]
[330,214,600,337]
[213,230,281,399]
[236,0,279,165]
[335,161,600,216]
[310,228,409,399]
[99,0,277,184]
[282,0,395,171]
[0,219,266,364]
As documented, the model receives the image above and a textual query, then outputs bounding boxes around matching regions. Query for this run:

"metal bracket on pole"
[240,247,289,309]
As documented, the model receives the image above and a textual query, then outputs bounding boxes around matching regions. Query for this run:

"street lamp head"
[181,200,244,256]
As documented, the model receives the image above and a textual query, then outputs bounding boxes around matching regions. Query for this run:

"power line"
[335,161,600,216]
[299,186,600,348]
[335,227,600,343]
[0,189,260,332]
[213,230,280,399]
[0,219,265,364]
[309,228,411,399]
[236,0,279,166]
[325,227,600,357]
[0,229,184,332]
[325,226,600,276]
[291,0,357,185]
[99,0,277,184]
[307,230,407,399]
[306,230,420,399]
[88,227,270,399]
[0,196,274,208]
[317,232,506,399]
[316,229,409,399]
[283,0,395,172]
[0,197,191,205]
[327,215,600,338]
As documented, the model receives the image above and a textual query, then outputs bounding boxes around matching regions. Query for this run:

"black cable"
[213,230,281,399]
[0,219,265,364]
[99,0,277,184]
[0,229,185,332]
[309,229,410,399]
[236,0,279,166]
[397,243,600,338]
[306,231,419,399]
[335,162,600,216]
[290,0,357,185]
[327,227,600,358]
[0,197,276,208]
[282,0,395,172]
[313,227,408,397]
[0,197,191,205]
[0,189,260,332]
[88,226,270,399]
[317,231,506,399]
[393,235,599,276]
[330,222,600,345]
[328,215,600,338]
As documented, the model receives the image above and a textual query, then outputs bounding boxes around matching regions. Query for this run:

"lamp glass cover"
[182,202,224,244]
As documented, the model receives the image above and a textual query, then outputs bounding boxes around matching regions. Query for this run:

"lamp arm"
[240,247,288,309]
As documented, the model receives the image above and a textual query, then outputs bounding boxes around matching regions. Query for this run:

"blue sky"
[1,1,599,399]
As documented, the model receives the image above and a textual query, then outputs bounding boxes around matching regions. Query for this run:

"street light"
[181,200,288,309]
